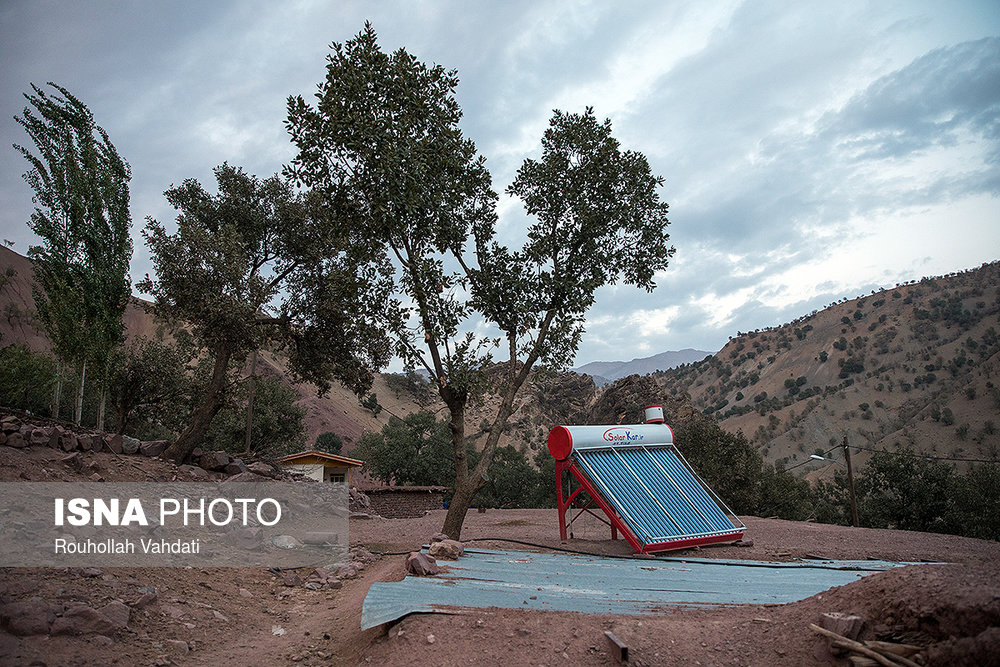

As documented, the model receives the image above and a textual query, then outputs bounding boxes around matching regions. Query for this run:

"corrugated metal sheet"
[361,548,913,630]
[574,445,741,544]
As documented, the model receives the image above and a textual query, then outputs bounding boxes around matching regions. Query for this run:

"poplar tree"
[13,82,132,424]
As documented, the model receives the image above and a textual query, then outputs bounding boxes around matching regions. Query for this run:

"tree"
[286,25,673,538]
[202,376,307,458]
[138,164,392,463]
[13,83,133,426]
[106,336,192,436]
[355,411,458,488]
[315,431,343,454]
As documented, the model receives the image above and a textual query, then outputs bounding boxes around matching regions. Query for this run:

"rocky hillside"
[652,262,1000,476]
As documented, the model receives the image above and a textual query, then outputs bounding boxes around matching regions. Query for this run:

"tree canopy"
[286,24,673,538]
[139,164,392,463]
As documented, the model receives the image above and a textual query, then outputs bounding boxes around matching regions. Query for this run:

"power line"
[849,443,1000,464]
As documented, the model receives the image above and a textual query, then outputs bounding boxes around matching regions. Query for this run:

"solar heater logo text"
[603,428,644,442]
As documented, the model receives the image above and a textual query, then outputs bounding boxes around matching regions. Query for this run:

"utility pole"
[843,435,859,527]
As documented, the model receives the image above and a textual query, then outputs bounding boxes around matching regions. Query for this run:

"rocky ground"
[2,438,999,665]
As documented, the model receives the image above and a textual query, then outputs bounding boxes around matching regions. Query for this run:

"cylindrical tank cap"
[644,404,665,424]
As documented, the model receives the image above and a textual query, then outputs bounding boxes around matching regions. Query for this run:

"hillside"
[652,262,1000,476]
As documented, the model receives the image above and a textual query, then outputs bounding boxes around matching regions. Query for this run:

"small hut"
[278,450,363,484]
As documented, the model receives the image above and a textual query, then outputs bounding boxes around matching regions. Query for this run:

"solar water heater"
[548,405,745,553]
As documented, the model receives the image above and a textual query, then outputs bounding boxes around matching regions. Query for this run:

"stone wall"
[366,487,445,519]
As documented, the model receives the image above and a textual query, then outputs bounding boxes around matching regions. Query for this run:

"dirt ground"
[2,445,1000,666]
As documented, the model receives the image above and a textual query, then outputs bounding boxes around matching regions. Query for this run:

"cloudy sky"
[2,1,998,368]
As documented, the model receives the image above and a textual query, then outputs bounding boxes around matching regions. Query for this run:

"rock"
[130,591,158,608]
[178,464,212,481]
[0,432,5,446]
[89,472,105,482]
[224,458,248,475]
[103,433,123,454]
[734,538,754,547]
[139,440,169,457]
[44,426,63,448]
[304,582,323,591]
[429,533,449,544]
[227,526,263,550]
[59,433,79,451]
[820,612,864,642]
[1,416,20,433]
[164,639,190,654]
[427,539,464,560]
[281,573,303,587]
[311,567,336,583]
[199,450,231,471]
[51,604,121,636]
[238,588,253,598]
[271,535,303,549]
[405,552,439,576]
[5,432,26,448]
[0,597,58,636]
[97,601,130,629]
[77,434,94,451]
[29,428,50,448]
[121,435,140,455]
[335,563,360,580]
[350,547,376,563]
[247,461,278,478]
[213,610,230,622]
[426,634,436,644]
[61,452,84,470]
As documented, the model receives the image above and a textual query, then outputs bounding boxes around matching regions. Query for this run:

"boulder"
[103,433,123,454]
[224,458,248,475]
[405,552,439,576]
[177,464,212,481]
[121,435,140,455]
[58,434,79,452]
[77,434,94,451]
[44,427,62,448]
[50,603,121,636]
[139,440,169,457]
[819,612,864,642]
[427,539,464,560]
[0,597,58,636]
[199,450,231,471]
[0,417,21,433]
[335,563,360,580]
[5,432,26,448]
[247,461,278,478]
[29,428,50,448]
[97,601,130,629]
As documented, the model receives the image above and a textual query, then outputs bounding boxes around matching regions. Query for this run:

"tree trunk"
[441,397,474,539]
[52,359,62,419]
[163,345,232,464]
[243,348,258,455]
[96,387,106,432]
[74,359,87,425]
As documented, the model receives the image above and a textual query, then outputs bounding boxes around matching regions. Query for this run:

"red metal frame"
[555,458,744,554]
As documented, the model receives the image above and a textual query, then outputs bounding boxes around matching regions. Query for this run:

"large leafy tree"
[13,82,133,425]
[138,164,392,463]
[286,24,673,538]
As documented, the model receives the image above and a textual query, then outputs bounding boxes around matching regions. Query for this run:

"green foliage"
[139,163,392,461]
[286,24,673,537]
[0,345,57,414]
[473,445,541,509]
[202,376,306,458]
[355,411,458,488]
[14,82,133,421]
[315,431,343,454]
[106,337,192,437]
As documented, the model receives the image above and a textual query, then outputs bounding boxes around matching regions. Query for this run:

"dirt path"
[3,508,999,666]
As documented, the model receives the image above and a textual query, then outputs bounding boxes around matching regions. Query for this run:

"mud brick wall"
[367,489,445,518]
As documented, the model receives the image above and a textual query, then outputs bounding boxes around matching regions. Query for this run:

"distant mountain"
[574,348,712,384]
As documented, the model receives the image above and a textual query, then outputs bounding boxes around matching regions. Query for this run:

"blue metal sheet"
[574,445,740,545]
[361,548,916,630]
